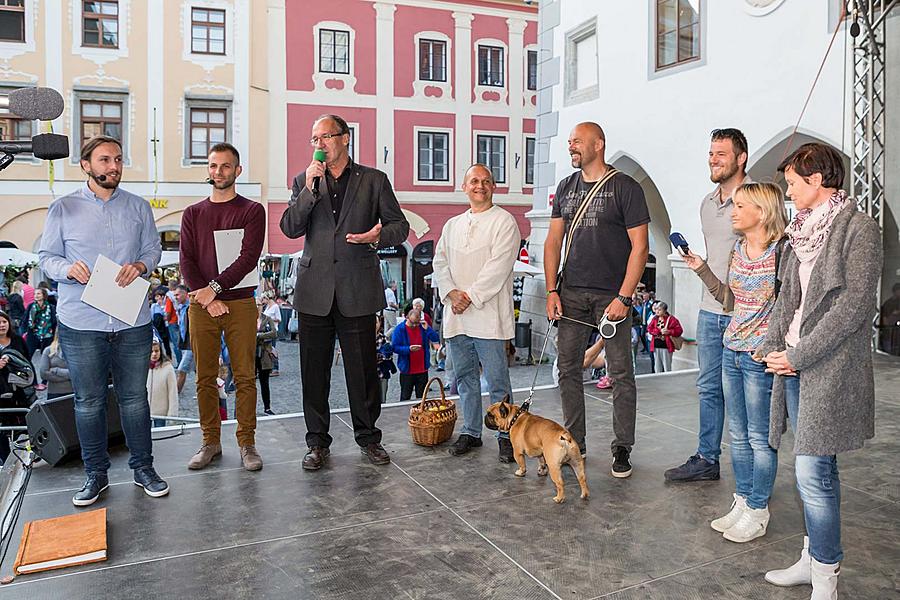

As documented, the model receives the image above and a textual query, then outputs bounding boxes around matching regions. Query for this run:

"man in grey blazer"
[280,114,409,470]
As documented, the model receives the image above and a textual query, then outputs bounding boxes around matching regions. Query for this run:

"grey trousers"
[557,286,637,452]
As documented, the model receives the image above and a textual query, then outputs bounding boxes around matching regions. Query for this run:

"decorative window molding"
[413,30,452,100]
[71,87,130,164]
[648,0,707,79]
[563,18,598,107]
[474,37,508,106]
[183,96,232,165]
[312,20,357,93]
[473,130,508,184]
[0,0,30,52]
[413,126,453,187]
[181,1,234,69]
[70,0,129,64]
[190,6,226,55]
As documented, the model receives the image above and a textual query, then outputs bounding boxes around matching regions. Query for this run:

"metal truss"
[850,0,896,226]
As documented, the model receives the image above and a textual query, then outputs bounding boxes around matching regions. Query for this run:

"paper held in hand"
[214,229,259,290]
[80,254,151,327]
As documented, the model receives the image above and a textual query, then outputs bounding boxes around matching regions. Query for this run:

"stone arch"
[608,151,673,305]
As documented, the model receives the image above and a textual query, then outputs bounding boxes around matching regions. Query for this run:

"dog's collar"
[501,405,528,433]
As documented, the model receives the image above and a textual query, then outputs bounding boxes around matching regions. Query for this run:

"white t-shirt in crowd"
[264,303,282,323]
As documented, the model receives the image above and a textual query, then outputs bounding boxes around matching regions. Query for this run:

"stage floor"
[3,354,899,599]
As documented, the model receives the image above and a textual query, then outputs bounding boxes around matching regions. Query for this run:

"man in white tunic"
[433,164,521,462]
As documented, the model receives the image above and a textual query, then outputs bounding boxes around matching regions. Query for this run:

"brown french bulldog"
[484,397,589,503]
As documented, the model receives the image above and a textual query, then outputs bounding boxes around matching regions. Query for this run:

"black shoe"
[133,466,170,497]
[302,446,330,470]
[361,443,390,465]
[497,437,514,463]
[73,473,109,507]
[263,408,275,416]
[611,446,632,478]
[663,454,720,482]
[448,434,483,457]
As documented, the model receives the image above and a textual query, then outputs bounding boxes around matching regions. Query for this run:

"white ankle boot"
[711,493,747,533]
[810,557,839,600]
[765,536,811,586]
[723,505,769,543]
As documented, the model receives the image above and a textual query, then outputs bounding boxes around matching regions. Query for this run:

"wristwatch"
[616,294,633,307]
[209,279,224,295]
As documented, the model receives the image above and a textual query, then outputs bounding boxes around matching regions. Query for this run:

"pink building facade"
[268,0,538,302]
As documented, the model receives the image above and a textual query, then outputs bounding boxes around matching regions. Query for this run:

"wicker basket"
[408,377,457,447]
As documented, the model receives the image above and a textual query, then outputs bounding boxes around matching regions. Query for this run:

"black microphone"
[92,173,107,183]
[312,149,326,196]
[0,133,69,160]
[0,87,65,121]
[206,178,214,184]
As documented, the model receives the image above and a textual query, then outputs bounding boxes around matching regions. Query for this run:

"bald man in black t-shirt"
[543,121,650,479]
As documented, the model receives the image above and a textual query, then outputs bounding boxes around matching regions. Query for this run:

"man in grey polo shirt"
[664,128,749,482]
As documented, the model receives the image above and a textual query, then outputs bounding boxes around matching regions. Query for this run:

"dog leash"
[520,319,556,413]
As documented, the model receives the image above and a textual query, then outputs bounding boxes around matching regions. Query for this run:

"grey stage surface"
[2,354,898,599]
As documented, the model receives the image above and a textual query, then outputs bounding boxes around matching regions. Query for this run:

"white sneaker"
[765,536,811,586]
[810,558,839,600]
[723,505,770,543]
[711,493,747,533]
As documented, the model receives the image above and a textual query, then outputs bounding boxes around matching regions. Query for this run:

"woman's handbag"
[287,311,299,334]
[666,316,684,351]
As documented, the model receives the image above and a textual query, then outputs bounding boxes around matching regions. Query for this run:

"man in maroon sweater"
[179,142,266,472]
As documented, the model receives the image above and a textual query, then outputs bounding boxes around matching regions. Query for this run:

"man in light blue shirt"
[39,135,169,506]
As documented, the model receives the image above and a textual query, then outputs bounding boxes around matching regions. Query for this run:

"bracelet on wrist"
[546,289,559,297]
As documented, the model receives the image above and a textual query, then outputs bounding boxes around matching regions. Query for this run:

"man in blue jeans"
[39,135,169,506]
[665,128,749,482]
[433,164,521,461]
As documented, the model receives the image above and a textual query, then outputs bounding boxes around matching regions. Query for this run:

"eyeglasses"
[309,132,345,145]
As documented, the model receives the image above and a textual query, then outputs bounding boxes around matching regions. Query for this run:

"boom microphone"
[0,87,65,121]
[0,134,69,160]
[312,149,326,196]
[93,174,107,183]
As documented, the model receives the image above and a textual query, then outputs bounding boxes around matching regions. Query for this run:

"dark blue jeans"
[695,310,731,462]
[58,323,154,475]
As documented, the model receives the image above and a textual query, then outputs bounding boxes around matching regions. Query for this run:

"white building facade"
[523,0,899,360]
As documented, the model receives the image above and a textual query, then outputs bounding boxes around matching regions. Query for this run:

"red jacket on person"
[647,314,684,353]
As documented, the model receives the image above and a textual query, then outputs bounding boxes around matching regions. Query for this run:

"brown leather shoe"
[361,443,390,465]
[188,443,222,470]
[240,445,263,471]
[302,446,330,471]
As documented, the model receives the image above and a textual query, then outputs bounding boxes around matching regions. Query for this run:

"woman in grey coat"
[755,143,882,599]
[38,334,73,400]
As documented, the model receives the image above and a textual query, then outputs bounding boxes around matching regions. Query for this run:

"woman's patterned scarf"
[786,189,849,263]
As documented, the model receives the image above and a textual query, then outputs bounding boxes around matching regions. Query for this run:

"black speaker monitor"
[26,388,125,466]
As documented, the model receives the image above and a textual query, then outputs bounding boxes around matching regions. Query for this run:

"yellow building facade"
[0,0,269,256]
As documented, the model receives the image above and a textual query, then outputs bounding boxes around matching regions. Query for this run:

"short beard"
[91,171,119,189]
[710,162,739,184]
[213,177,236,190]
[570,154,582,168]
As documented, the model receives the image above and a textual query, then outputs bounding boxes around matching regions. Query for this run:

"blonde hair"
[734,182,789,245]
[11,281,23,294]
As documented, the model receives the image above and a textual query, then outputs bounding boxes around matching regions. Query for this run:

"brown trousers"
[189,298,258,446]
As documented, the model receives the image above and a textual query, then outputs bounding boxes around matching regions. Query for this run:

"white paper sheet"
[80,255,151,326]
[213,229,259,290]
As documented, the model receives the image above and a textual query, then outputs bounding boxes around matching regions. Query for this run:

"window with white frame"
[477,45,504,87]
[0,0,25,43]
[527,50,538,91]
[477,135,506,184]
[656,0,701,70]
[191,7,225,55]
[525,137,535,185]
[417,131,449,182]
[419,38,447,82]
[347,124,356,161]
[319,28,350,74]
[564,19,599,106]
[82,0,119,48]
[184,98,231,163]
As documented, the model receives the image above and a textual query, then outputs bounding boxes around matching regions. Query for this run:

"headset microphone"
[92,173,107,183]
[206,177,214,184]
[312,149,327,196]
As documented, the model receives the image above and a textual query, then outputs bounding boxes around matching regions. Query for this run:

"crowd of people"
[0,114,884,600]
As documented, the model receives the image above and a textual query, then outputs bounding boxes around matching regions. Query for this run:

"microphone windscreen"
[8,87,65,121]
[313,149,327,162]
[31,133,69,160]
